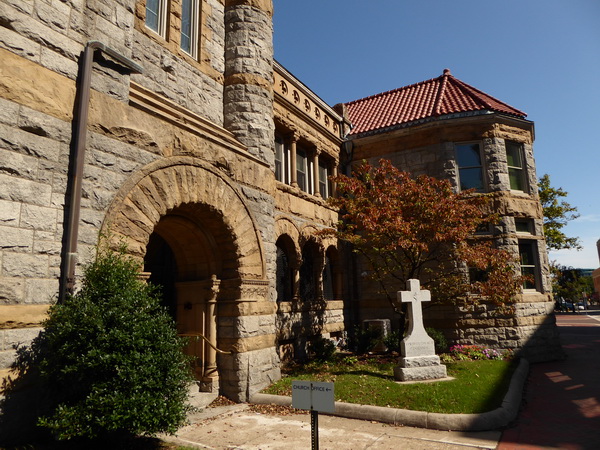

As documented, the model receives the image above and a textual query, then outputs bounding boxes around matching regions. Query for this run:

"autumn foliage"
[327,159,522,310]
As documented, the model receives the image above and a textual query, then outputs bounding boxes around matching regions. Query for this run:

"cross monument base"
[394,279,447,382]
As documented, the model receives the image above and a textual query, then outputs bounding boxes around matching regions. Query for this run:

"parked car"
[556,302,582,312]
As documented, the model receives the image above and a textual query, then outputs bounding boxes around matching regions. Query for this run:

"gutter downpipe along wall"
[59,41,143,303]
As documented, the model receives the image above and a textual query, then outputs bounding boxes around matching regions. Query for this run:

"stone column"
[290,135,298,187]
[224,0,274,166]
[221,0,279,403]
[292,256,302,301]
[313,149,321,197]
[201,275,220,392]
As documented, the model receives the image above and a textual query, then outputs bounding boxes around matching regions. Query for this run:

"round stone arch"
[101,156,266,281]
[274,216,301,263]
[298,224,325,252]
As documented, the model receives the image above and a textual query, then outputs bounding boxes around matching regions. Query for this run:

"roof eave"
[349,110,532,139]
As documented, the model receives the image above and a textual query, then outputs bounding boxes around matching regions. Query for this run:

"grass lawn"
[262,355,516,414]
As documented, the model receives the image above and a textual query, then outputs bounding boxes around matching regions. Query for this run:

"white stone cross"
[394,279,446,380]
[397,279,434,358]
[398,279,430,336]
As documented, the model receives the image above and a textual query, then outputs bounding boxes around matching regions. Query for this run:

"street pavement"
[165,309,600,449]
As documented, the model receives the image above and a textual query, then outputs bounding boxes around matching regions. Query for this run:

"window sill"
[276,181,336,209]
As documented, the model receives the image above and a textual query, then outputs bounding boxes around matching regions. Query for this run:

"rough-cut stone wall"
[350,115,562,361]
[220,0,279,400]
[132,0,226,124]
[0,0,284,400]
[426,299,562,363]
[0,0,126,377]
[1,0,345,401]
[223,0,274,165]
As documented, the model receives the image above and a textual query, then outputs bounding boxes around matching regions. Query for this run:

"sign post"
[291,380,335,450]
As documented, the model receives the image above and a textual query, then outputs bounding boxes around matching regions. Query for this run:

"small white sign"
[291,380,335,413]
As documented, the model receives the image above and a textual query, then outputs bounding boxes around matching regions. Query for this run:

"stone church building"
[0,0,560,401]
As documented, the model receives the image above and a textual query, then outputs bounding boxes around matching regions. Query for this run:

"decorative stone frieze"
[274,66,343,139]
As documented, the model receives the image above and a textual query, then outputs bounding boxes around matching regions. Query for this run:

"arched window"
[276,242,293,303]
[323,246,342,301]
[322,254,334,301]
[299,241,319,302]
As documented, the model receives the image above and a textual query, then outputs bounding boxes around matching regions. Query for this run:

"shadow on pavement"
[499,314,600,449]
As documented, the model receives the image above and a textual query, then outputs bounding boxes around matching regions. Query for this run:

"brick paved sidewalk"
[498,312,600,450]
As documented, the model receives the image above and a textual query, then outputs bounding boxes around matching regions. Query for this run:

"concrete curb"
[250,358,529,432]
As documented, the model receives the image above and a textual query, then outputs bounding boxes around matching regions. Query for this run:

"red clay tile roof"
[345,69,526,136]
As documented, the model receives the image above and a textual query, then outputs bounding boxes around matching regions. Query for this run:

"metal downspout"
[59,41,143,302]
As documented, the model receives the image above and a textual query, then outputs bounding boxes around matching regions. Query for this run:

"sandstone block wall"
[0,0,283,400]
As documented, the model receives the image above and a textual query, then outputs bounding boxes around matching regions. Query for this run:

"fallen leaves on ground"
[248,403,308,416]
[208,395,237,408]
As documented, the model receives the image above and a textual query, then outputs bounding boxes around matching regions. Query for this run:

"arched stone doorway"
[102,157,267,396]
[142,206,237,392]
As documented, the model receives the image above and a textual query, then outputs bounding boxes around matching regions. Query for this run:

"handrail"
[179,332,233,355]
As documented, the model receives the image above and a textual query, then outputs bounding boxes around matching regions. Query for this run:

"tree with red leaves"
[327,159,523,311]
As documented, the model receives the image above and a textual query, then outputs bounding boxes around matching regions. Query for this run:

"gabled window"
[146,0,167,37]
[455,143,485,192]
[506,141,527,191]
[180,0,199,57]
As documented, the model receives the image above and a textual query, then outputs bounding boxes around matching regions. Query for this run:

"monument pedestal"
[394,355,447,381]
[393,279,447,382]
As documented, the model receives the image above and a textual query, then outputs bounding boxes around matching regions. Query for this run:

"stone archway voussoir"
[149,171,180,213]
[103,158,267,280]
[172,165,191,205]
[128,185,162,227]
[119,197,155,235]
[139,176,168,217]
[113,211,148,245]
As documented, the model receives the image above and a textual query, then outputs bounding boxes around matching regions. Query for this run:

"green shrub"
[383,330,401,353]
[308,336,337,362]
[29,244,193,441]
[342,355,359,365]
[425,327,448,353]
[350,325,382,354]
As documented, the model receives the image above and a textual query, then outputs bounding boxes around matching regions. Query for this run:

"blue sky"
[273,0,600,269]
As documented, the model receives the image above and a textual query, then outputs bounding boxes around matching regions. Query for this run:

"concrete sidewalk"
[163,403,502,449]
[163,356,527,448]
